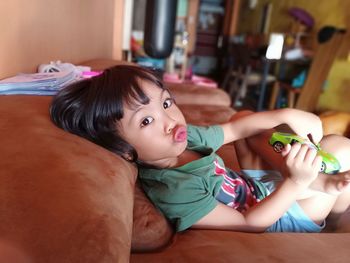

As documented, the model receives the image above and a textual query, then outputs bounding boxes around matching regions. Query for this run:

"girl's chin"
[177,140,188,152]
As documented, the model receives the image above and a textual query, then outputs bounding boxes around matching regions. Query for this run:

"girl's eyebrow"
[160,89,167,98]
[161,89,175,101]
[128,89,168,124]
[128,103,145,124]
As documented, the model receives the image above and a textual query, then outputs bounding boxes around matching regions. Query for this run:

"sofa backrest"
[0,95,137,262]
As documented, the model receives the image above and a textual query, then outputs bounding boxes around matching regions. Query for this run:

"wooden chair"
[269,30,346,111]
[222,43,276,109]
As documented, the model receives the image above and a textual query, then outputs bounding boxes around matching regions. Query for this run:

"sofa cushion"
[132,181,174,252]
[0,96,136,262]
[179,104,235,125]
[130,229,350,262]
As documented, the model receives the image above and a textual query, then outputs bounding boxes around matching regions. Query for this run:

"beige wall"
[0,0,124,79]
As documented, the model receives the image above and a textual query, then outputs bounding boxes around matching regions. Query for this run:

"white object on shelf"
[266,33,284,60]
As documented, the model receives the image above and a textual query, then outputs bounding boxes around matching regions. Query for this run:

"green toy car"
[269,132,341,174]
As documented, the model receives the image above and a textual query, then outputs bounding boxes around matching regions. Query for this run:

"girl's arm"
[192,178,305,232]
[220,108,323,145]
[192,143,322,232]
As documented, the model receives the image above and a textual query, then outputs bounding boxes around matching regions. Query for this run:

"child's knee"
[320,135,350,171]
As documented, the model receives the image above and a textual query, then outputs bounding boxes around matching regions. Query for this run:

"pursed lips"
[173,125,187,143]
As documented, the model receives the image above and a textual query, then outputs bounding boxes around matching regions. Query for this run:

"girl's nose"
[164,115,176,134]
[165,121,175,134]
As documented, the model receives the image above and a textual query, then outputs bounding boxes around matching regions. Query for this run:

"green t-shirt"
[139,125,266,232]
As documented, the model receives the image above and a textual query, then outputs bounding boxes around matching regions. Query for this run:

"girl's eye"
[163,98,173,109]
[140,117,154,127]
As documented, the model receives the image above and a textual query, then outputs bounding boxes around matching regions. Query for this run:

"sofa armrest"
[319,111,350,137]
[81,59,232,107]
[0,96,137,262]
[166,83,231,107]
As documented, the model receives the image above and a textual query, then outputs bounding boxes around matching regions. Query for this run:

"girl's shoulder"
[187,124,224,152]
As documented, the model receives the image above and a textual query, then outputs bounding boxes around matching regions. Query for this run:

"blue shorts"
[241,170,325,233]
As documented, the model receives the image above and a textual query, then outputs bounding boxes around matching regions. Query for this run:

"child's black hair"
[50,65,167,162]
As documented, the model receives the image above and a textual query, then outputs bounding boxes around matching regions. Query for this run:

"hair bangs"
[112,66,166,116]
[123,78,150,110]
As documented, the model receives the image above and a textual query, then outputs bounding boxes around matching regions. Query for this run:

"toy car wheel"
[273,142,284,153]
[320,162,326,173]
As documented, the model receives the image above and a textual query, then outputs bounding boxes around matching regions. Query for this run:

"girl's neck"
[143,149,202,169]
[173,149,202,167]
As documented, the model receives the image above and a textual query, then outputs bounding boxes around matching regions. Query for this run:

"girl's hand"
[281,143,322,187]
[283,109,323,144]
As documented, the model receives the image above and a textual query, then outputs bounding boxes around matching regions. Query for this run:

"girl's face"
[118,80,187,167]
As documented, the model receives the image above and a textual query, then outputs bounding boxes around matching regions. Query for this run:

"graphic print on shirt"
[214,159,259,211]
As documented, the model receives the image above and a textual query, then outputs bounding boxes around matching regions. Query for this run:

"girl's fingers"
[304,147,318,164]
[294,144,309,163]
[285,143,301,160]
[344,172,350,180]
[281,143,291,157]
[312,155,322,170]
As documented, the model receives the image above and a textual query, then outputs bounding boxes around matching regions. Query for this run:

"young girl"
[50,65,350,233]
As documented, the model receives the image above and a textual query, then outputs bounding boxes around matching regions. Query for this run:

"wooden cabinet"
[189,0,241,76]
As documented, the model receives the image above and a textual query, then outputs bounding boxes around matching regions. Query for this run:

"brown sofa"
[1,59,350,263]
